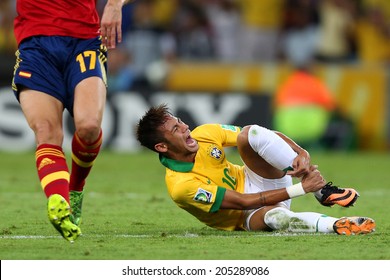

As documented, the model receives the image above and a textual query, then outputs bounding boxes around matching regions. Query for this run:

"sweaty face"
[160,115,199,161]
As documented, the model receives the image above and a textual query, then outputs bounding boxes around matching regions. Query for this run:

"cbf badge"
[194,188,213,204]
[207,145,223,160]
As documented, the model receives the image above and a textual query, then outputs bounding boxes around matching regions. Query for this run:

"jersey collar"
[159,154,194,172]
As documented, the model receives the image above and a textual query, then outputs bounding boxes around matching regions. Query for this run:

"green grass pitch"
[0,150,389,260]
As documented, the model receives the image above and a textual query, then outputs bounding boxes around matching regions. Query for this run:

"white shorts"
[243,165,292,230]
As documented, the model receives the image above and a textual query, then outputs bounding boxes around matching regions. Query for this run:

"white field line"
[0,232,325,240]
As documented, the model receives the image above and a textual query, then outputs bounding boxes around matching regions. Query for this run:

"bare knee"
[32,120,63,146]
[247,205,279,231]
[75,120,101,144]
[237,126,251,147]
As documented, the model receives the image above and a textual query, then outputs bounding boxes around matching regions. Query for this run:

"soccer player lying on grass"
[136,104,375,235]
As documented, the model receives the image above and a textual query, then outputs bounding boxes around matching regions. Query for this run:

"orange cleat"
[316,182,359,207]
[333,217,376,235]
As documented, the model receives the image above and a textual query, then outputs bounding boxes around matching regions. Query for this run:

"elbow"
[236,195,253,210]
[221,194,251,210]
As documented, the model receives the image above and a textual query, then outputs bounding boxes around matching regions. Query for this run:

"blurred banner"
[165,63,389,151]
[0,63,388,152]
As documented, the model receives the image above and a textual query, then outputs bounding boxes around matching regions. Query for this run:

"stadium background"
[0,0,389,152]
[1,1,390,265]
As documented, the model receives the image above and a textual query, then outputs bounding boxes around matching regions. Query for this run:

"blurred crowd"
[1,0,390,91]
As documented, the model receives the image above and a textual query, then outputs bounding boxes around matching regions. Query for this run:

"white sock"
[264,207,337,233]
[316,215,338,232]
[248,125,297,171]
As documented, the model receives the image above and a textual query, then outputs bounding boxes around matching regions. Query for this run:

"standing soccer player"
[12,0,130,242]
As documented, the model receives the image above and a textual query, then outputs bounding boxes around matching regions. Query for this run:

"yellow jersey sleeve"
[167,173,226,213]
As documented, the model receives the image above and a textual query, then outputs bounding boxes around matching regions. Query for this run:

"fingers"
[300,166,326,193]
[100,1,123,49]
[310,167,326,186]
[287,154,311,178]
[109,27,117,48]
[100,27,108,48]
[310,165,318,171]
[288,168,309,177]
[116,24,122,44]
[100,20,122,48]
[287,164,319,180]
[101,28,117,49]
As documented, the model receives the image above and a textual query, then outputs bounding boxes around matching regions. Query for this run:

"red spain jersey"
[14,0,100,46]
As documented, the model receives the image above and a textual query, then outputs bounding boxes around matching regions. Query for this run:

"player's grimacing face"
[161,115,199,155]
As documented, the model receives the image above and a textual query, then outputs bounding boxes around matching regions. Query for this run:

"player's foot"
[70,190,84,226]
[48,194,81,242]
[315,182,359,207]
[333,217,376,235]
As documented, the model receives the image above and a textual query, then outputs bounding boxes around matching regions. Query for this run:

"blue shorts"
[12,36,108,116]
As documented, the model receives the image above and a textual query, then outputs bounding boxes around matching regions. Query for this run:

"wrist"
[286,183,305,198]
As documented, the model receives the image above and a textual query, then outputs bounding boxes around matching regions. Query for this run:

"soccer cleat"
[48,194,81,242]
[333,217,376,235]
[315,182,359,207]
[70,190,84,226]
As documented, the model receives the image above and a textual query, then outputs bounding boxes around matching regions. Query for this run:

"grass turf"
[0,150,389,260]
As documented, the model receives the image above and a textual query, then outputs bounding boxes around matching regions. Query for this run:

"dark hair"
[136,104,171,152]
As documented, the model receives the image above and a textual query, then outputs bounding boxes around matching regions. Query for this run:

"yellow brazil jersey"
[160,124,247,231]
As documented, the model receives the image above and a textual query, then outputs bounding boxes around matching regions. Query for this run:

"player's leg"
[19,90,81,241]
[242,167,293,231]
[19,89,69,200]
[13,37,81,241]
[71,75,106,188]
[68,38,107,226]
[14,37,71,203]
[237,126,288,179]
[244,205,279,231]
[246,206,375,235]
[238,125,359,207]
[263,207,337,233]
[238,125,304,179]
[69,76,106,226]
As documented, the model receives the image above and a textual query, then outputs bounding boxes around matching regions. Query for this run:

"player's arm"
[220,188,289,210]
[220,165,325,210]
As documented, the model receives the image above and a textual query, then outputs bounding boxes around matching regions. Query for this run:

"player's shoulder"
[192,124,241,138]
[194,123,219,131]
[193,123,241,133]
[165,172,197,198]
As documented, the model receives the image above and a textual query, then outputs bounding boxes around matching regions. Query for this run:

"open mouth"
[186,134,197,147]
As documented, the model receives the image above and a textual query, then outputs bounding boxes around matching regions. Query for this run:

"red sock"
[69,130,102,192]
[35,144,70,202]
